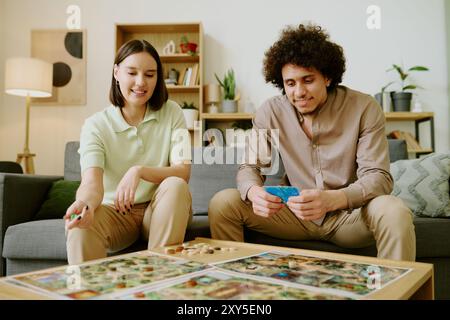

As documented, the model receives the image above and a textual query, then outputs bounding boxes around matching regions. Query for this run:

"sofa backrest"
[63,139,408,212]
[64,141,81,181]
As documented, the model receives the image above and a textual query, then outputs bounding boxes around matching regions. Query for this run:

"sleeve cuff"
[80,153,104,173]
[341,184,364,210]
[238,180,263,202]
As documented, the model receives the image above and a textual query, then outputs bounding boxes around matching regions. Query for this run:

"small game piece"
[134,292,145,298]
[115,283,126,288]
[165,248,176,254]
[288,261,296,269]
[144,266,154,272]
[213,246,221,251]
[70,213,78,220]
[175,246,184,252]
[206,249,214,254]
[186,280,197,287]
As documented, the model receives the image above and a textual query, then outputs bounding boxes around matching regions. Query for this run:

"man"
[209,23,415,261]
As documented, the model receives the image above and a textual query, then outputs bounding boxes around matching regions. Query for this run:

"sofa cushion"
[3,220,67,260]
[34,180,80,220]
[391,153,450,217]
[2,216,210,261]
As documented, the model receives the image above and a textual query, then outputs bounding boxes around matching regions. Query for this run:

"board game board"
[7,251,209,299]
[117,269,352,300]
[5,245,412,300]
[213,251,410,297]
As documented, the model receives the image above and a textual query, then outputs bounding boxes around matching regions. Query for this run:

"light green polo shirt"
[78,99,191,205]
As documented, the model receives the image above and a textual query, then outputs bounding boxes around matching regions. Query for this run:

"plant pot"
[221,100,237,113]
[391,92,412,112]
[182,109,198,129]
[180,43,197,54]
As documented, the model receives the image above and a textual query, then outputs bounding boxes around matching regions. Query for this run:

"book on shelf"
[388,130,423,151]
[189,63,199,86]
[184,67,192,86]
[177,68,186,86]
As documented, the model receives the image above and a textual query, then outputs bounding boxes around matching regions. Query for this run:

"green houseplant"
[385,64,429,112]
[214,69,237,113]
[181,101,198,129]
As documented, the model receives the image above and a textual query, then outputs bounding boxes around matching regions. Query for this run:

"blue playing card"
[264,186,300,203]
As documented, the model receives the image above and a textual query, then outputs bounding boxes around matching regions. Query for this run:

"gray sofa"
[1,140,449,299]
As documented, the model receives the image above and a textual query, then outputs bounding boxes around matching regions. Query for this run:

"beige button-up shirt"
[237,86,393,225]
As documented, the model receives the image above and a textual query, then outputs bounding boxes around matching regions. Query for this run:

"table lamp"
[4,57,53,174]
[204,84,221,113]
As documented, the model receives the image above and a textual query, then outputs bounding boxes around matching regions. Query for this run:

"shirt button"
[312,144,317,149]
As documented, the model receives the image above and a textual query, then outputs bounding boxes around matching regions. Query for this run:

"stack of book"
[177,63,199,86]
[388,130,423,151]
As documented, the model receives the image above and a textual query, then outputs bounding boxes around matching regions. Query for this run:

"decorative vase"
[221,100,237,113]
[182,109,198,129]
[391,92,412,112]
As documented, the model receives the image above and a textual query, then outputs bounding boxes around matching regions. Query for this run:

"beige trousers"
[66,177,192,265]
[209,189,416,261]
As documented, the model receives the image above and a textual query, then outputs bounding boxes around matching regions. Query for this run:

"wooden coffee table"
[0,238,433,300]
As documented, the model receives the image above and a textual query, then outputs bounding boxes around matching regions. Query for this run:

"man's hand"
[64,200,94,231]
[287,189,347,221]
[247,185,284,218]
[115,166,142,214]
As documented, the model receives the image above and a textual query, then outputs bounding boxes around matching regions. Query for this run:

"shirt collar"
[110,105,159,133]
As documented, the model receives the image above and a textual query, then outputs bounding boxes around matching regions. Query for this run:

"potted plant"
[181,101,198,129]
[214,69,238,113]
[179,36,197,56]
[374,81,395,112]
[386,64,429,112]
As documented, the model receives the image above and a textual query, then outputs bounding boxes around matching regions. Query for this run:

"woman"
[64,39,192,264]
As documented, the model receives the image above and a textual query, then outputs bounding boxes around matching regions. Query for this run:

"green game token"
[70,214,78,220]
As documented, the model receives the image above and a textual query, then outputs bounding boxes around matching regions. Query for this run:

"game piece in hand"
[264,186,300,203]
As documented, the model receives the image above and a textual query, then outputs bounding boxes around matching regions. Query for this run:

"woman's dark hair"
[263,23,346,93]
[109,39,168,110]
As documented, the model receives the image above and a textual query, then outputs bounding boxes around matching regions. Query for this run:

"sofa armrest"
[0,173,62,275]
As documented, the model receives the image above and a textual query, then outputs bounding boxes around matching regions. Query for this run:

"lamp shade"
[5,57,53,98]
[204,84,221,104]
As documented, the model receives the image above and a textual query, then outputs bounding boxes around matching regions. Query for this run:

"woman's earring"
[116,80,119,86]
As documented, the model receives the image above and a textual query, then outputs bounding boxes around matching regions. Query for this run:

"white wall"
[0,0,448,175]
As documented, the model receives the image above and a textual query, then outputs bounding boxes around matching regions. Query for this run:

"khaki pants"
[209,189,416,261]
[66,177,192,265]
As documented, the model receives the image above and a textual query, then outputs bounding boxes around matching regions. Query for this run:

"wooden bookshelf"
[385,112,435,157]
[385,112,434,121]
[202,113,254,120]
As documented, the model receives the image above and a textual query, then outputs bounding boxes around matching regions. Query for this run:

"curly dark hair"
[263,23,346,93]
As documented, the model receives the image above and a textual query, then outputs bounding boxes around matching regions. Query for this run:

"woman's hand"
[64,200,94,231]
[114,166,142,214]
